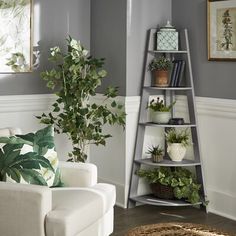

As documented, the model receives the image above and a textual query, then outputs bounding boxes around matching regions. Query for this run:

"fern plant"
[165,128,190,147]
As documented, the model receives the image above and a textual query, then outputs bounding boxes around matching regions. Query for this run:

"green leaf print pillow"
[0,125,63,187]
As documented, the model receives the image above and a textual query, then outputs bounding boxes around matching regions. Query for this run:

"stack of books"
[169,60,185,87]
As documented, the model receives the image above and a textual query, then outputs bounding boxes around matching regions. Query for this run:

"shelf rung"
[134,158,201,167]
[144,86,192,91]
[148,50,188,54]
[130,195,202,207]
[139,122,196,128]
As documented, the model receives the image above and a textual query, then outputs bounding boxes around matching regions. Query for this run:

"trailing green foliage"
[136,167,201,204]
[148,97,176,112]
[148,56,171,71]
[146,145,163,156]
[165,128,190,147]
[37,37,126,162]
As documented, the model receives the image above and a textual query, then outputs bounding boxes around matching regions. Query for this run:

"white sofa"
[0,128,116,236]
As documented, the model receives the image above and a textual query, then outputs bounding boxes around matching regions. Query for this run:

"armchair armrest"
[0,182,52,236]
[59,161,97,187]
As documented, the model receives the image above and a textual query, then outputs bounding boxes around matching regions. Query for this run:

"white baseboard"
[207,189,236,221]
[98,177,126,208]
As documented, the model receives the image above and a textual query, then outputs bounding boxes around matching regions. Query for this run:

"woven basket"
[150,183,174,199]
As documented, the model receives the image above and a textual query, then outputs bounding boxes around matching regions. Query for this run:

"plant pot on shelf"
[153,70,169,87]
[167,143,186,162]
[152,154,163,163]
[151,111,171,123]
[150,182,174,199]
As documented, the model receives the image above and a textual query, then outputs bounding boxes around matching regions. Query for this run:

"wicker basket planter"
[150,182,174,199]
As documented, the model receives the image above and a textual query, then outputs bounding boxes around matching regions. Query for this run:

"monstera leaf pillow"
[0,125,62,187]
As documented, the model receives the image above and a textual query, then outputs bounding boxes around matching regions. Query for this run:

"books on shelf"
[169,60,186,87]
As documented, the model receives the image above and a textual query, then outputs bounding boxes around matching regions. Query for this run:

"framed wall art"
[208,0,236,60]
[0,0,33,73]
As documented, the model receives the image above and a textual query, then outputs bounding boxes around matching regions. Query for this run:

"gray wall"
[0,0,90,95]
[126,0,172,96]
[91,0,127,96]
[172,0,236,99]
[91,0,172,96]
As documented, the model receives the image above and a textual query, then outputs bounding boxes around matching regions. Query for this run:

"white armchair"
[0,128,116,236]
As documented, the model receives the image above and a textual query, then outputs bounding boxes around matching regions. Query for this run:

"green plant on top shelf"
[148,97,176,112]
[148,56,171,71]
[136,167,202,204]
[165,128,190,147]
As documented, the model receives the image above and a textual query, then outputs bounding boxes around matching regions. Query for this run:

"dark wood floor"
[113,205,236,235]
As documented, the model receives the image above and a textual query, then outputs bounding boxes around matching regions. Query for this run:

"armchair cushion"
[0,126,62,187]
[0,182,52,236]
[46,184,116,236]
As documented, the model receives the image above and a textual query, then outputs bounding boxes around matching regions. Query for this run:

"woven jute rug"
[125,222,235,236]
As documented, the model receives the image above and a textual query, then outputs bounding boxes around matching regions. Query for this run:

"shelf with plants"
[134,158,201,167]
[130,195,202,207]
[144,86,192,91]
[139,123,196,128]
[148,50,188,54]
[128,28,206,210]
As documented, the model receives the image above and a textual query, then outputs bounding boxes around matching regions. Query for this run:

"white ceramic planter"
[167,143,186,162]
[151,111,171,123]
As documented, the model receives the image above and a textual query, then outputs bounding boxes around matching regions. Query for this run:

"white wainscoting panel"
[91,94,236,221]
[0,94,72,161]
[1,94,236,220]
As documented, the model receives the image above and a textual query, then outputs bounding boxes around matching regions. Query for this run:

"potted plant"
[136,167,202,204]
[37,37,126,162]
[148,56,171,87]
[146,145,164,163]
[148,97,176,123]
[165,128,190,162]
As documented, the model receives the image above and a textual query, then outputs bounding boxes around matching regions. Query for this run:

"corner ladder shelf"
[127,28,207,209]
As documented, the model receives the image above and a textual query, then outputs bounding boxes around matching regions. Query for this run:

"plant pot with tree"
[148,97,175,123]
[136,167,202,204]
[148,56,171,87]
[146,145,164,163]
[37,37,126,162]
[165,128,190,162]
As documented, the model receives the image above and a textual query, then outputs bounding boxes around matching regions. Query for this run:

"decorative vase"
[152,154,163,163]
[151,111,171,123]
[153,70,169,87]
[167,143,186,162]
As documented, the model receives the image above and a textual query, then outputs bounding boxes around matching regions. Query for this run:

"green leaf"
[111,101,117,108]
[20,169,48,185]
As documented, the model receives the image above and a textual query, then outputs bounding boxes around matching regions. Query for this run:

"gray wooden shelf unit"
[128,28,206,209]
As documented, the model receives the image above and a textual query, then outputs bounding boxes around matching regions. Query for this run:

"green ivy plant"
[37,37,126,162]
[148,56,171,71]
[136,167,202,204]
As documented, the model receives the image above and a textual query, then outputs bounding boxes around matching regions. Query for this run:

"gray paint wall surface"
[0,0,90,95]
[91,0,127,96]
[126,0,172,96]
[172,0,236,99]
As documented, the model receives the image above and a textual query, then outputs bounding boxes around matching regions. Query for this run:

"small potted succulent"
[146,145,164,163]
[148,97,176,123]
[165,128,190,162]
[148,56,171,87]
[136,167,202,204]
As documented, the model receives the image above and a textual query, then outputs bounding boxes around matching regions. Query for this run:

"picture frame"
[208,0,236,61]
[0,0,33,73]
